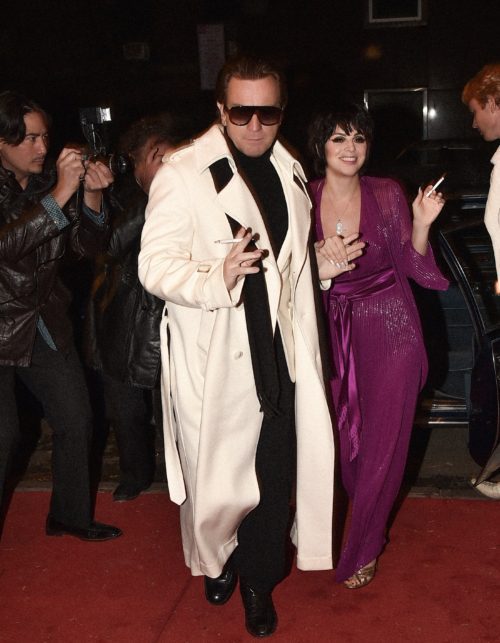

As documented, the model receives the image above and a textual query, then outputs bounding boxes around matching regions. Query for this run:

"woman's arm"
[411,185,445,256]
[388,181,448,290]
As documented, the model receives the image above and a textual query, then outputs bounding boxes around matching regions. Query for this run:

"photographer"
[85,113,189,502]
[0,90,121,541]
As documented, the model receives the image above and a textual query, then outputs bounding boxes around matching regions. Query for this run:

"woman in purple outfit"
[308,103,448,589]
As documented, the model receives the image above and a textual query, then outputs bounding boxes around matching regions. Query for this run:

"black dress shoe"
[45,516,123,541]
[240,582,277,638]
[113,482,149,502]
[204,564,238,605]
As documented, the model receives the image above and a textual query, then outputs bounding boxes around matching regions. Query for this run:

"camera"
[79,107,131,175]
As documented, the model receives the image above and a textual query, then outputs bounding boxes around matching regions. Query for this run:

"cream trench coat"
[139,125,335,577]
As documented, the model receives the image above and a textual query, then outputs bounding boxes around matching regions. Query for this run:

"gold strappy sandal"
[343,560,377,589]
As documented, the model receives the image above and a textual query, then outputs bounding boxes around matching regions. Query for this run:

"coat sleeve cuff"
[41,194,70,230]
[202,261,244,310]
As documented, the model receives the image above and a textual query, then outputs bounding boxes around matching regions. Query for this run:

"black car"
[438,208,500,482]
[377,138,495,197]
[376,138,500,483]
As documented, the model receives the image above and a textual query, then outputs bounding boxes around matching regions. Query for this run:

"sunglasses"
[224,105,283,126]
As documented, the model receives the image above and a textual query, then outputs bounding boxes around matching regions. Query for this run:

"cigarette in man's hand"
[425,173,446,197]
[214,238,245,244]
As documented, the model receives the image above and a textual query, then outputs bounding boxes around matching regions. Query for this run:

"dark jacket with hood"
[85,175,163,389]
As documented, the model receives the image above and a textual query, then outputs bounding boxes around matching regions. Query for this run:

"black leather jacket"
[0,165,110,366]
[85,177,163,389]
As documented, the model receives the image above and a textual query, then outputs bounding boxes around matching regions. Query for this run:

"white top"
[484,145,500,280]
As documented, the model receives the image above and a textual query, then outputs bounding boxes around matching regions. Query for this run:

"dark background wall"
[1,0,499,166]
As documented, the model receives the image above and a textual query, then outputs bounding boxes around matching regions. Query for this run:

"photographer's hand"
[50,147,86,208]
[82,161,114,211]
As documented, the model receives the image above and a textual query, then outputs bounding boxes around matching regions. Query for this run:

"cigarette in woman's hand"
[425,173,446,197]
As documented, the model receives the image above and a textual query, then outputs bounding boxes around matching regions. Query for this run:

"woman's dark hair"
[215,54,287,108]
[308,101,374,176]
[0,90,50,145]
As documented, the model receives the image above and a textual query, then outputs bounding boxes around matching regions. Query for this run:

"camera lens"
[109,153,132,175]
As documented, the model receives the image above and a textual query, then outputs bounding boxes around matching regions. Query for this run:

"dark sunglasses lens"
[227,106,282,126]
[228,106,255,125]
[257,107,282,125]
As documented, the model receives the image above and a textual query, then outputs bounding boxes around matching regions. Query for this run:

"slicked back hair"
[215,54,287,108]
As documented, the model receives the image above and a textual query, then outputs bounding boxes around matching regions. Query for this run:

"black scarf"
[209,153,287,418]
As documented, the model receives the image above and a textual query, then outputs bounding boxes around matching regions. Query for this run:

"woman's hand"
[412,185,445,228]
[315,232,365,280]
[411,186,446,255]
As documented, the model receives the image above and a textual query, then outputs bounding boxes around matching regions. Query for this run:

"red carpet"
[0,491,498,642]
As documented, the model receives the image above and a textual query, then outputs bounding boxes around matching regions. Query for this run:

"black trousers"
[0,333,92,528]
[232,332,296,593]
[102,373,156,489]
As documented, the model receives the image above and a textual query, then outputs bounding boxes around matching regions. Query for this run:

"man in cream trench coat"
[139,55,335,638]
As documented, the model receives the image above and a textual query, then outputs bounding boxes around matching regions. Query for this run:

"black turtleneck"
[232,145,288,257]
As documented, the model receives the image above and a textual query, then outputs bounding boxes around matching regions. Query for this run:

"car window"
[440,216,500,334]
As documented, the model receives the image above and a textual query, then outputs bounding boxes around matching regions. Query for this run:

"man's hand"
[82,160,114,211]
[50,147,87,208]
[222,227,264,291]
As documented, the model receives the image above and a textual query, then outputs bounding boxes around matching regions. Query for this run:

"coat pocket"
[196,309,216,356]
